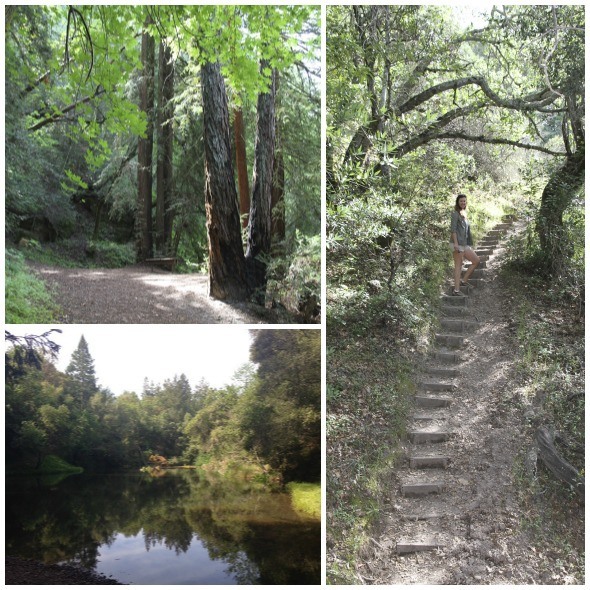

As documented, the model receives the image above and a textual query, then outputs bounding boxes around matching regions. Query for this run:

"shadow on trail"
[29,263,265,324]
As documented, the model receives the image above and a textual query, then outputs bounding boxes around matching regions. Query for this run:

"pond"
[5,470,320,585]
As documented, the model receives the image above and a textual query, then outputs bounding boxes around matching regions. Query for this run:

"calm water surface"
[5,471,320,584]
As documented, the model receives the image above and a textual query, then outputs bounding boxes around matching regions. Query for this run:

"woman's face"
[458,197,467,209]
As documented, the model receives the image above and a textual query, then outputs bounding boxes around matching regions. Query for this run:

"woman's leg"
[453,250,463,291]
[462,248,480,281]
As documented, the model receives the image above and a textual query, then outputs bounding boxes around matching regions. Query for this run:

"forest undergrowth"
[499,221,585,578]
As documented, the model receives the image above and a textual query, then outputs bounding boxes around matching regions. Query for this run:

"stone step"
[408,430,454,444]
[396,539,442,555]
[440,294,469,306]
[487,229,504,237]
[494,222,512,230]
[414,396,452,408]
[401,482,444,497]
[435,333,464,348]
[440,319,478,333]
[409,456,451,469]
[429,350,460,362]
[475,249,494,256]
[419,380,455,392]
[502,214,518,222]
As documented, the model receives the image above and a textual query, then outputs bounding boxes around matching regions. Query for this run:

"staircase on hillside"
[394,216,516,556]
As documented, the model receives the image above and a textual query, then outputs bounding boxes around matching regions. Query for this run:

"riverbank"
[5,556,125,585]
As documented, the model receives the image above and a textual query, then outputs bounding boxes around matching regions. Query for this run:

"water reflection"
[5,471,320,584]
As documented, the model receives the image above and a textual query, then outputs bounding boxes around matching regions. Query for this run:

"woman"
[450,193,479,296]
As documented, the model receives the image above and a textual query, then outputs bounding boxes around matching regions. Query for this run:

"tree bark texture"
[536,148,585,271]
[233,107,250,229]
[156,41,174,254]
[246,64,277,298]
[137,20,155,260]
[201,61,249,301]
[271,72,285,249]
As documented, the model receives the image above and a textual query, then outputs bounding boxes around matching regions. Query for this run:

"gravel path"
[28,262,268,324]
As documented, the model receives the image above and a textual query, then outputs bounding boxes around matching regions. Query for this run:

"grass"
[287,482,321,519]
[5,248,60,323]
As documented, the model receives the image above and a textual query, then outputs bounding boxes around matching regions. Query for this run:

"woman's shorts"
[449,244,473,253]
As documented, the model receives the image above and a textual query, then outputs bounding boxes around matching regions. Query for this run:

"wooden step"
[464,260,486,268]
[408,430,454,444]
[401,482,444,497]
[402,513,445,521]
[435,333,464,348]
[468,268,485,279]
[419,380,455,392]
[430,350,460,362]
[441,294,469,306]
[412,410,447,421]
[396,539,442,555]
[441,305,466,317]
[440,319,478,333]
[423,367,459,378]
[414,396,452,408]
[409,456,450,469]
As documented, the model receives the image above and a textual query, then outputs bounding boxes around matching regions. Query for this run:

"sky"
[6,325,260,395]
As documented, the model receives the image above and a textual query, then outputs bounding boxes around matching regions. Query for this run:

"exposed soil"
[5,556,124,585]
[356,223,584,585]
[27,262,278,324]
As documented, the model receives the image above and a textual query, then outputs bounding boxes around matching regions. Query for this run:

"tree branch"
[27,86,106,132]
[436,131,567,156]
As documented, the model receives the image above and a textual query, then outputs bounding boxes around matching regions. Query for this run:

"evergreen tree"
[66,335,98,409]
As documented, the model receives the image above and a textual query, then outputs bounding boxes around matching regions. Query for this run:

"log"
[536,425,584,497]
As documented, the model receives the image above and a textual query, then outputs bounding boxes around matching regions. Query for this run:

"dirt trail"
[361,222,576,584]
[28,263,266,324]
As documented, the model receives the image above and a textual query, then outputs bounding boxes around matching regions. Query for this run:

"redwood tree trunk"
[246,63,277,299]
[234,107,250,229]
[201,61,249,301]
[137,19,155,260]
[271,72,285,250]
[156,41,174,254]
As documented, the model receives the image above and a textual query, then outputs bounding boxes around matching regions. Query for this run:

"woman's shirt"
[450,210,472,246]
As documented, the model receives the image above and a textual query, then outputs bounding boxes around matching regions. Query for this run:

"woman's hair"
[454,194,467,213]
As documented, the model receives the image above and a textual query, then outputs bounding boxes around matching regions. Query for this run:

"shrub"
[85,240,136,268]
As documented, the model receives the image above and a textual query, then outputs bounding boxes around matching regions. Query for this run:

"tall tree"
[156,41,175,255]
[137,15,155,260]
[270,72,286,249]
[201,60,250,300]
[233,107,251,229]
[65,335,98,409]
[246,63,277,300]
[244,330,321,481]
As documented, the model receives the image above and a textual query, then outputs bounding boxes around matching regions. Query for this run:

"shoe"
[452,289,462,296]
[460,280,473,287]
